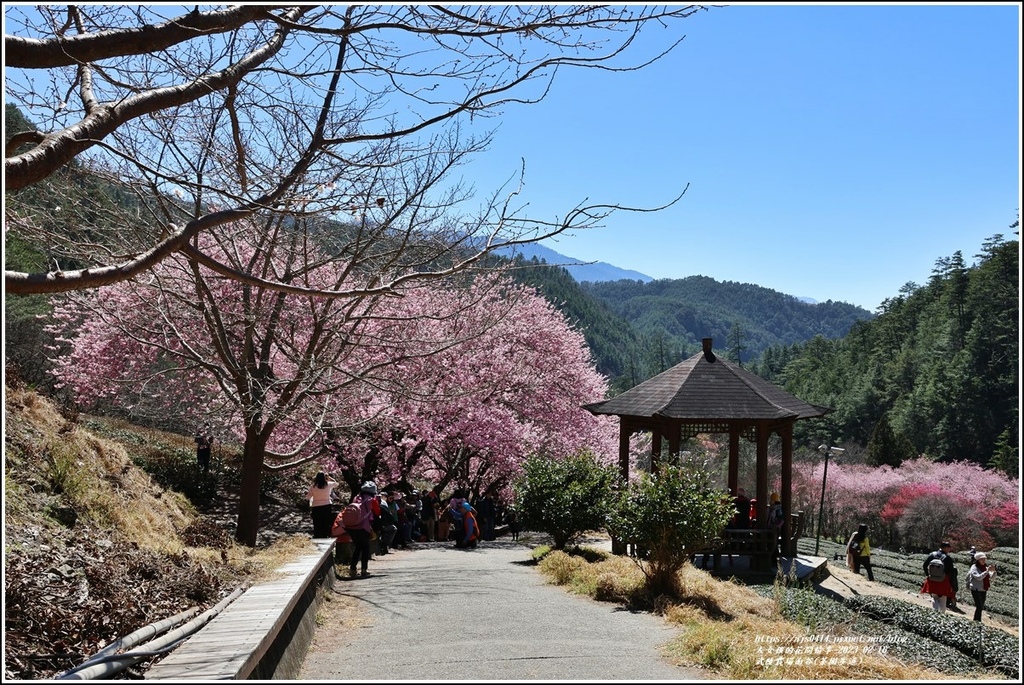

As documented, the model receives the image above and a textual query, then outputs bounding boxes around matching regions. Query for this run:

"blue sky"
[464,3,1021,312]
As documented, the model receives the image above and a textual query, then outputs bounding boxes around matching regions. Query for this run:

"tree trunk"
[235,428,268,547]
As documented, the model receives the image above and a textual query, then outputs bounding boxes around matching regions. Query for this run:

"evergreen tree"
[988,425,1019,479]
[727,320,745,367]
[866,413,915,467]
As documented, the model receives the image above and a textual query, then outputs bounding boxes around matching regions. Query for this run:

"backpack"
[341,501,364,529]
[927,557,946,582]
[331,511,347,537]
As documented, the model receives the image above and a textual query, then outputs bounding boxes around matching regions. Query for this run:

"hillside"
[581,275,873,364]
[505,258,873,392]
[2,383,312,679]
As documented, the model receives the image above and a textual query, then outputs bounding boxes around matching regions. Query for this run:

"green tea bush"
[844,595,1019,679]
[763,586,999,676]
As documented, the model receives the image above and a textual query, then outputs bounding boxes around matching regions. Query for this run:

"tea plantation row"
[798,539,1018,624]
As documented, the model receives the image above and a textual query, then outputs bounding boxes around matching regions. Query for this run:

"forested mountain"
[507,233,1018,475]
[505,257,872,394]
[750,233,1018,472]
[581,276,873,366]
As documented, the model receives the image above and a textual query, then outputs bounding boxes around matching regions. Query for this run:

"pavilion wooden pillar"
[651,427,662,474]
[755,421,769,528]
[780,422,794,557]
[727,426,740,495]
[613,421,632,555]
[618,421,631,481]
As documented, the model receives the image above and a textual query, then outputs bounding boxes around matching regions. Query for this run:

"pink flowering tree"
[50,229,614,544]
[323,280,618,500]
[789,457,1018,551]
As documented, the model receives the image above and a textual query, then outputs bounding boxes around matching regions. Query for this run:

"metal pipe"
[57,588,244,680]
[91,606,202,660]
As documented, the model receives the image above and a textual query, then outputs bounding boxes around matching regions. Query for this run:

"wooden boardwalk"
[146,539,334,680]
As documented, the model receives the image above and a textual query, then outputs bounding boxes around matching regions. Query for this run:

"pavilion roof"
[584,340,831,422]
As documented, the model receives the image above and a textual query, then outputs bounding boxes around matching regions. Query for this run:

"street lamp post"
[815,444,845,556]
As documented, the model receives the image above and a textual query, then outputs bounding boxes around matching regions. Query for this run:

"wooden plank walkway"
[146,539,334,680]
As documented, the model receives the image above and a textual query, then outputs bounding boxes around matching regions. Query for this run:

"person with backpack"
[845,524,875,581]
[966,551,996,622]
[456,501,479,549]
[920,541,955,612]
[343,481,380,579]
[444,490,468,545]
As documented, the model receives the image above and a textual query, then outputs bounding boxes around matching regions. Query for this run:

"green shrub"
[761,586,990,676]
[607,461,734,597]
[513,451,617,549]
[844,595,1019,679]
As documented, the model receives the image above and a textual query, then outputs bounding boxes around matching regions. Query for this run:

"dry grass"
[535,548,972,681]
[187,533,320,583]
[5,385,312,572]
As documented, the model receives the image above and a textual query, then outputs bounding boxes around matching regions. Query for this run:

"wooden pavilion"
[584,337,831,567]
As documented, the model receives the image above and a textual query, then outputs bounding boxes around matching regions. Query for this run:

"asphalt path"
[298,538,706,681]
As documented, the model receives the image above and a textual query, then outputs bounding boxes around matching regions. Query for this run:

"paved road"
[299,539,706,680]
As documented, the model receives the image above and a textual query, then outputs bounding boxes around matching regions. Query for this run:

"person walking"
[921,541,955,612]
[307,471,339,538]
[845,523,875,581]
[505,505,521,542]
[456,501,479,549]
[194,423,214,473]
[766,492,784,565]
[345,482,380,578]
[420,489,437,542]
[966,551,996,622]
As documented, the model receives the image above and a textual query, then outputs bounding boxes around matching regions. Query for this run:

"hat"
[974,552,987,561]
[360,481,378,495]
[940,541,951,548]
[462,501,472,511]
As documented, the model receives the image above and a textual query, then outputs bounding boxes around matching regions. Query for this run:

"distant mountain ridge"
[495,243,653,284]
[498,242,825,304]
[505,251,874,390]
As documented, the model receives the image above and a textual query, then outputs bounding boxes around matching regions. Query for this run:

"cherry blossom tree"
[50,223,615,544]
[5,5,700,295]
[321,279,618,499]
[788,457,1018,550]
